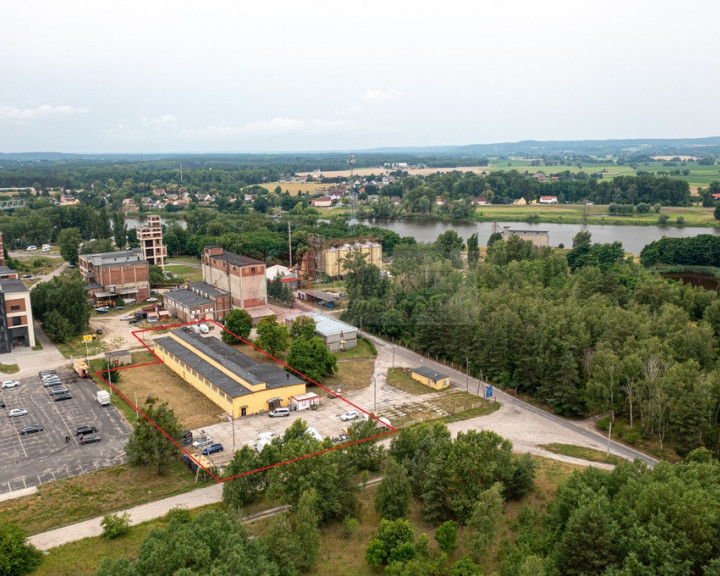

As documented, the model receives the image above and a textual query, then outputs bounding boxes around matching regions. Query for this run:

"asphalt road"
[373,333,658,467]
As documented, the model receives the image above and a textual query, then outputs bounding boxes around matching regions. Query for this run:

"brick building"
[0,267,35,352]
[201,246,268,319]
[136,215,167,270]
[0,232,5,267]
[79,248,150,305]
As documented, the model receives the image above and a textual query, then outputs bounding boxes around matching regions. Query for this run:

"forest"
[341,230,720,457]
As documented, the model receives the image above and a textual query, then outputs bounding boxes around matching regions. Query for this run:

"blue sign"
[484,385,493,399]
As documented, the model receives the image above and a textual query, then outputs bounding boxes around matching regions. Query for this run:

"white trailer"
[96,390,111,406]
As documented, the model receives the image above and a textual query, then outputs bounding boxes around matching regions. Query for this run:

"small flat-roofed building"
[105,349,133,367]
[153,329,306,418]
[0,266,19,280]
[186,281,231,320]
[164,289,217,323]
[290,392,320,411]
[411,366,450,390]
[286,312,357,352]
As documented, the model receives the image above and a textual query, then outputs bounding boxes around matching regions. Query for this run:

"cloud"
[104,123,142,139]
[360,88,400,104]
[0,103,89,121]
[141,114,178,130]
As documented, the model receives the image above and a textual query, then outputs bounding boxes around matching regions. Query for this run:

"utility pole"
[372,376,376,413]
[288,221,293,268]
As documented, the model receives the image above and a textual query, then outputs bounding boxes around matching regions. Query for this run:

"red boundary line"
[93,318,397,482]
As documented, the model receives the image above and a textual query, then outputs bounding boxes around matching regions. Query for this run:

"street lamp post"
[466,357,469,392]
[373,376,376,413]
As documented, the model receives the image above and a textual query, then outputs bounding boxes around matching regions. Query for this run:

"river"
[361,220,720,254]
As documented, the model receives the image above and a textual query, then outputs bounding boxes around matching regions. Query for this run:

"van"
[269,407,290,418]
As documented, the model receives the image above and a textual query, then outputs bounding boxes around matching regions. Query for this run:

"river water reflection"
[361,220,720,254]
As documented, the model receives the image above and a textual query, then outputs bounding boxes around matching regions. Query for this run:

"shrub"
[101,512,130,539]
[343,516,359,538]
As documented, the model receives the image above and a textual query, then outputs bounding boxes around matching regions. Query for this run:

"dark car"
[75,426,97,435]
[53,393,72,402]
[48,387,69,396]
[0,399,5,408]
[96,329,103,335]
[20,425,44,435]
[202,443,224,455]
[79,435,101,444]
[181,430,193,445]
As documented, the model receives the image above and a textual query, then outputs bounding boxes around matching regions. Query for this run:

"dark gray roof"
[302,289,338,302]
[105,349,131,358]
[188,281,228,298]
[209,250,264,268]
[164,289,212,307]
[0,278,29,294]
[86,282,103,291]
[153,329,304,399]
[0,266,17,276]
[412,366,449,382]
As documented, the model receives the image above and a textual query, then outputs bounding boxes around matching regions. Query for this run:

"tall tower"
[136,215,167,270]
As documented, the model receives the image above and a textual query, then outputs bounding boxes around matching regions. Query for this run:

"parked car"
[39,370,57,377]
[20,425,43,435]
[75,426,97,435]
[146,297,158,302]
[119,315,133,321]
[269,407,290,418]
[42,379,62,387]
[0,400,5,408]
[26,245,37,251]
[181,430,193,445]
[340,410,359,421]
[96,329,103,335]
[192,436,213,448]
[8,408,28,417]
[48,387,69,396]
[79,435,101,444]
[1,380,20,389]
[202,443,224,455]
[53,393,72,402]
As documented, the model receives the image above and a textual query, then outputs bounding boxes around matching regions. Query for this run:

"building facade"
[153,329,306,418]
[136,215,167,270]
[0,268,35,352]
[164,288,218,323]
[201,246,268,310]
[79,248,150,305]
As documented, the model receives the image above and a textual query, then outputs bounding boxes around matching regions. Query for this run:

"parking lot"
[0,369,131,493]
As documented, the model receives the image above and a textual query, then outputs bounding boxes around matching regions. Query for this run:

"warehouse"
[153,329,306,418]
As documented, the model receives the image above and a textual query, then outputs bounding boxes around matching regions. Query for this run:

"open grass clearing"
[165,264,202,283]
[323,359,374,394]
[539,443,624,466]
[0,459,201,535]
[386,367,436,395]
[57,334,108,359]
[335,337,377,360]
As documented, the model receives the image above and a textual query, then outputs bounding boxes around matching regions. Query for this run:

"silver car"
[8,408,28,417]
[1,380,20,389]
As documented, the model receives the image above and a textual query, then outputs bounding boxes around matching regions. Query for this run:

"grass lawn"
[386,368,437,395]
[0,362,19,373]
[335,337,377,360]
[539,443,624,466]
[323,360,375,393]
[165,264,202,283]
[0,459,203,535]
[57,334,108,359]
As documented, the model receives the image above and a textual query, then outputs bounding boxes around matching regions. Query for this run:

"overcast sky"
[1,1,718,154]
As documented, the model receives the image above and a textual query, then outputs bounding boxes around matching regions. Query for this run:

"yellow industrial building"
[411,366,450,390]
[303,236,383,279]
[153,329,306,418]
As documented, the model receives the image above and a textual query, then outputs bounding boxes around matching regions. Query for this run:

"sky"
[1,0,719,154]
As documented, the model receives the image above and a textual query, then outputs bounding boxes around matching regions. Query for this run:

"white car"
[146,297,158,302]
[1,380,20,389]
[340,410,359,421]
[26,245,37,251]
[192,436,213,448]
[119,315,133,320]
[8,408,28,417]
